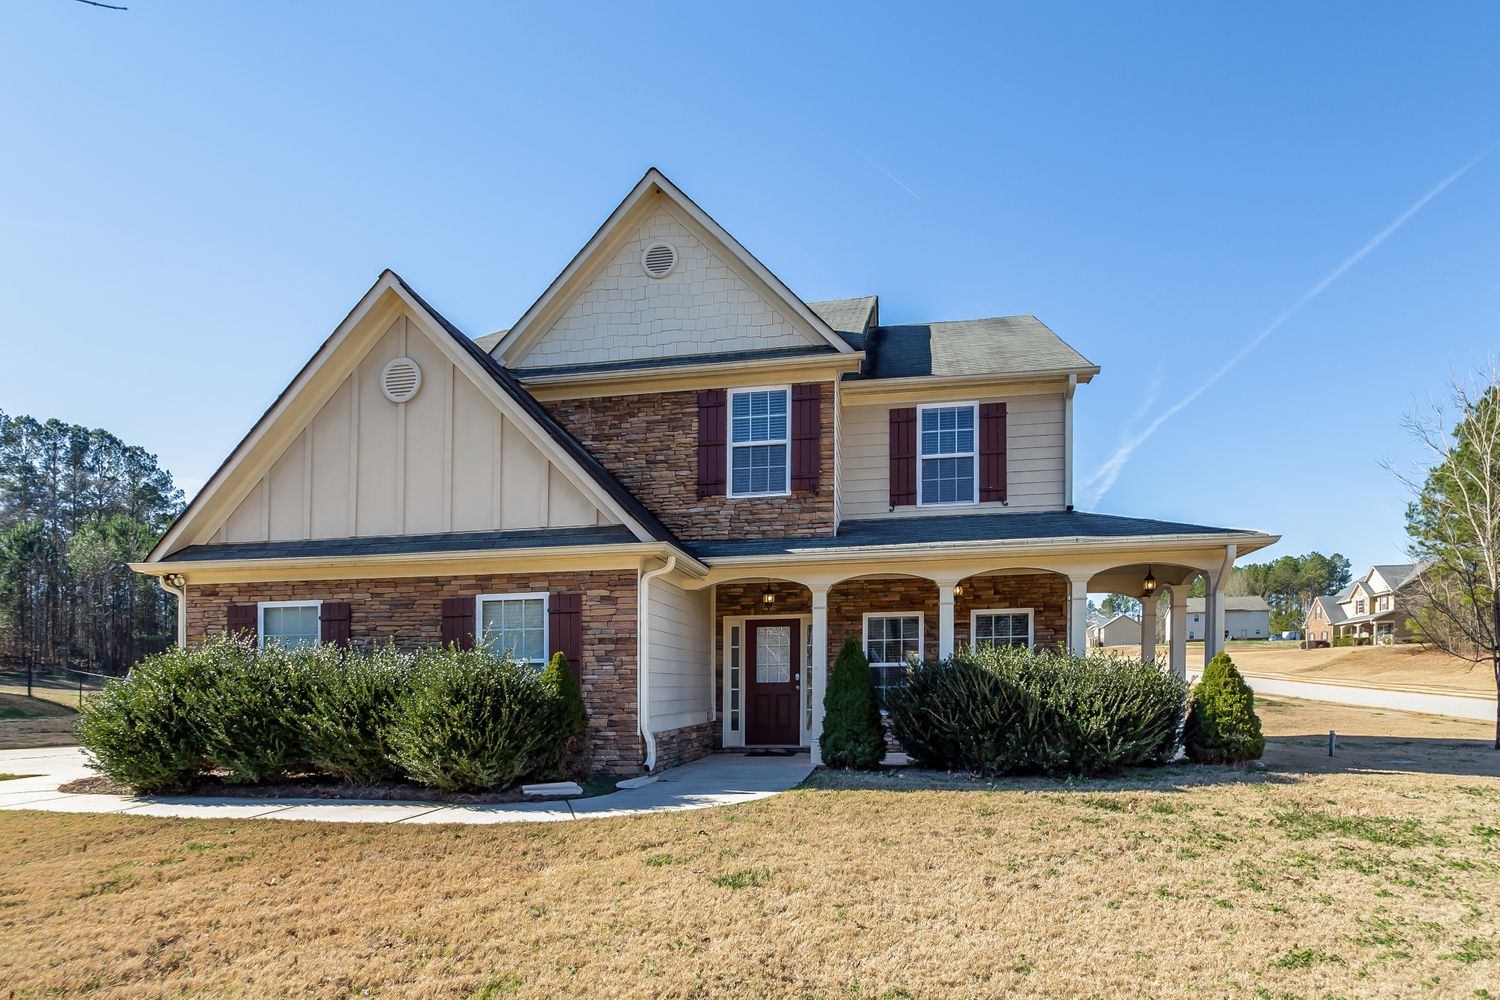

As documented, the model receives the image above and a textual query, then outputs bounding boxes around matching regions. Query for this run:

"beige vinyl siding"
[647,578,712,733]
[839,391,1066,519]
[215,313,616,544]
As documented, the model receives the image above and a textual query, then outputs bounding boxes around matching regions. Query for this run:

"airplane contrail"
[1080,144,1495,507]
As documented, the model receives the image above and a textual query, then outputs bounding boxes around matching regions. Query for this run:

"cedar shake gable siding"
[187,571,641,775]
[544,382,835,542]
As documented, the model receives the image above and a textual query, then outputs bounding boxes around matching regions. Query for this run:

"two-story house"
[1304,563,1424,644]
[132,170,1278,774]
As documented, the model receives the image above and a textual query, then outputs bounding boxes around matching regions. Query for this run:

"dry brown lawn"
[0,692,77,750]
[1,698,1498,999]
[1226,643,1497,696]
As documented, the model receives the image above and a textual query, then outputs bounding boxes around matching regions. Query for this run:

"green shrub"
[1184,652,1264,763]
[301,643,413,783]
[1331,635,1354,647]
[537,651,590,779]
[887,645,1187,776]
[386,647,564,791]
[75,639,217,793]
[820,636,886,770]
[183,637,316,783]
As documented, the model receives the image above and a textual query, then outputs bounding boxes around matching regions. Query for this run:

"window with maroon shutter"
[888,407,917,506]
[548,592,583,681]
[791,383,821,491]
[697,389,726,497]
[979,401,1008,503]
[440,596,475,650]
[226,604,257,639]
[320,601,352,647]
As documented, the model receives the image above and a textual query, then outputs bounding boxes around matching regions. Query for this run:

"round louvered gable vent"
[641,241,678,278]
[380,357,422,403]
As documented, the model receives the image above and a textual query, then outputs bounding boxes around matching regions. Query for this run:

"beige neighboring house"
[1163,596,1272,642]
[1089,614,1141,647]
[130,168,1278,773]
[1306,563,1424,644]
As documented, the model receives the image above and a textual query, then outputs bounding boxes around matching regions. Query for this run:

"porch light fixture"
[165,573,186,589]
[761,586,776,608]
[954,583,965,598]
[1141,567,1157,598]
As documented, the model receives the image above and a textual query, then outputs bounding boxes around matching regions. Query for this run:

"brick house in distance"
[132,170,1278,774]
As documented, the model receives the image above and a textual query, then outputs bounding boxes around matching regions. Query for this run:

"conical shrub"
[1184,652,1264,763]
[820,636,886,769]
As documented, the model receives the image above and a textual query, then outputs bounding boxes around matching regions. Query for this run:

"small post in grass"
[1328,730,1337,757]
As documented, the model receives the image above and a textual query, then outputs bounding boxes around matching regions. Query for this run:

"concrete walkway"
[1189,668,1498,722]
[0,746,813,825]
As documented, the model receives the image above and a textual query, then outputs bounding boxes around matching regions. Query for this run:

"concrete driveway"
[0,746,813,825]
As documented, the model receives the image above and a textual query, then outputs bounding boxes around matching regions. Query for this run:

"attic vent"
[380,357,422,403]
[641,242,678,278]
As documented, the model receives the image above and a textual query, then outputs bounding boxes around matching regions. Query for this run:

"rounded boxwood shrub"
[1184,652,1264,763]
[820,636,886,770]
[386,647,565,791]
[888,645,1187,776]
[75,639,218,793]
[301,643,414,784]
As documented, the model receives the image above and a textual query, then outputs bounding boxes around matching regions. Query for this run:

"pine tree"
[1184,652,1264,763]
[820,636,886,770]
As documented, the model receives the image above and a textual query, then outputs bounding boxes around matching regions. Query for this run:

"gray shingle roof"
[1371,563,1421,590]
[866,315,1096,380]
[512,345,835,378]
[1310,595,1348,623]
[687,510,1245,559]
[1185,596,1272,613]
[808,296,878,349]
[474,328,510,354]
[163,525,639,563]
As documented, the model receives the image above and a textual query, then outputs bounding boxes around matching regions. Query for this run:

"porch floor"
[0,747,814,825]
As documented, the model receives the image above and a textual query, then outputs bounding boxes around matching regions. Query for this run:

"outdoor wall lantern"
[165,573,187,589]
[761,585,776,608]
[954,583,965,598]
[1141,567,1157,598]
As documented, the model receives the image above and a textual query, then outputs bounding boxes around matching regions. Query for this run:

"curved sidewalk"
[0,747,813,825]
[1188,668,1497,722]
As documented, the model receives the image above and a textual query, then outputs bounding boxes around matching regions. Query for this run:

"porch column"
[1067,575,1090,654]
[1140,596,1157,664]
[1169,586,1188,680]
[1205,544,1235,666]
[809,585,829,767]
[937,583,956,658]
[1203,584,1218,667]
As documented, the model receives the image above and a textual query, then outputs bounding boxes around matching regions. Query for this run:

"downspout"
[157,574,188,649]
[637,555,677,773]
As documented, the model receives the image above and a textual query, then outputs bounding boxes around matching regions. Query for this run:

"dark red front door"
[746,618,801,746]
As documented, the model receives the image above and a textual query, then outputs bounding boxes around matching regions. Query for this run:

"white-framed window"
[476,592,549,664]
[258,600,322,649]
[1356,598,1366,614]
[971,609,1034,649]
[728,386,790,498]
[863,612,923,702]
[917,403,978,506]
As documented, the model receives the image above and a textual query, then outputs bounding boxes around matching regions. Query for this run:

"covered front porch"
[686,531,1261,765]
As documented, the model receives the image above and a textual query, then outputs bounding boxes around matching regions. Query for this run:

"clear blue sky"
[3,1,1498,573]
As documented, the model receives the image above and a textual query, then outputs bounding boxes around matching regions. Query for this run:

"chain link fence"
[0,664,114,711]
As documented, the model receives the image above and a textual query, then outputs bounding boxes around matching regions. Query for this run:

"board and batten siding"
[646,578,713,734]
[839,391,1067,518]
[214,314,616,545]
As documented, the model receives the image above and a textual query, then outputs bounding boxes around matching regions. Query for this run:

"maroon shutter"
[320,601,352,647]
[548,592,583,680]
[697,389,727,497]
[226,604,257,639]
[440,596,475,650]
[791,384,821,491]
[888,407,917,506]
[979,402,1008,503]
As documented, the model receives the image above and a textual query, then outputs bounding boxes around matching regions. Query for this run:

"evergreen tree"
[1184,652,1264,763]
[820,636,885,770]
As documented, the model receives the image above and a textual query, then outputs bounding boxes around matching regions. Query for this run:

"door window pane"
[755,625,791,683]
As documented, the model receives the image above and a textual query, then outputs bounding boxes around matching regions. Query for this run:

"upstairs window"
[729,388,789,497]
[1356,598,1366,614]
[918,404,977,505]
[258,601,321,649]
[478,593,548,665]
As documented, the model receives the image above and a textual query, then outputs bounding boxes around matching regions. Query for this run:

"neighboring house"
[1089,614,1141,647]
[131,169,1277,773]
[1307,564,1424,644]
[1167,596,1271,641]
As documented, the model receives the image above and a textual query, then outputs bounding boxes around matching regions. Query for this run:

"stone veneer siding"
[652,721,716,772]
[712,573,1067,747]
[544,383,835,542]
[185,571,643,776]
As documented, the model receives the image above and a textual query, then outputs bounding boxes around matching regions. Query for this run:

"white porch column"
[809,586,829,767]
[937,583,956,658]
[1140,596,1156,664]
[1067,576,1090,654]
[1169,587,1188,680]
[1204,544,1236,665]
